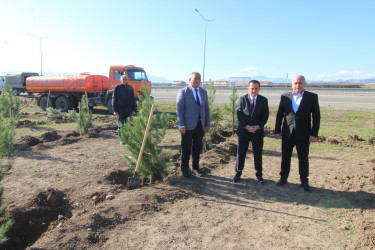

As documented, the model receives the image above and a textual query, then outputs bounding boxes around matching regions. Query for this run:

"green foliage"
[121,82,171,181]
[206,83,223,146]
[76,95,92,135]
[0,82,21,124]
[0,115,15,158]
[0,161,14,245]
[47,107,66,120]
[223,86,239,136]
[69,109,77,122]
[319,109,375,138]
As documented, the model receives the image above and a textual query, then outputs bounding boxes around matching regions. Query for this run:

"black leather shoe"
[232,173,241,183]
[276,179,288,186]
[301,182,312,192]
[182,171,191,178]
[257,178,265,184]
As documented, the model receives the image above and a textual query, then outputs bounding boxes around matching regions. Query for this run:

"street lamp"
[195,9,215,87]
[26,32,52,76]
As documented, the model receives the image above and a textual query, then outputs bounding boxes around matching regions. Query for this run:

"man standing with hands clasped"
[112,74,136,143]
[177,72,210,178]
[274,75,320,192]
[233,80,269,183]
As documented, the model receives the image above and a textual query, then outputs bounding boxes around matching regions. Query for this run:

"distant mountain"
[148,75,172,83]
[216,76,375,84]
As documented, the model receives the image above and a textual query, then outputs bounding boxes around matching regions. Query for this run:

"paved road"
[152,87,375,110]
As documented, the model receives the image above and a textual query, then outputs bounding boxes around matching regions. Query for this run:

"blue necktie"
[195,88,201,120]
[195,88,200,106]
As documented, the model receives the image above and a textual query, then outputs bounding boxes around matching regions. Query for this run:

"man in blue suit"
[177,72,211,178]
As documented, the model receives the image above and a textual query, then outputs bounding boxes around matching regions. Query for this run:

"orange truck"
[25,65,151,113]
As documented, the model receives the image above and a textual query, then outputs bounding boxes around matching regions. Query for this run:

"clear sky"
[1,0,374,82]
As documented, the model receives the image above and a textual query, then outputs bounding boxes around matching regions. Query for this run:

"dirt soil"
[1,113,375,249]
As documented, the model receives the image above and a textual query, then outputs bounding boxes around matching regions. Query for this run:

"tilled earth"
[1,114,374,249]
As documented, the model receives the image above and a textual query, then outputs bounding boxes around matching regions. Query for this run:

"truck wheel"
[55,96,71,112]
[39,96,54,111]
[106,99,113,115]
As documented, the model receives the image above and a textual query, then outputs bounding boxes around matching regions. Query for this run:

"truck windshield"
[127,69,148,81]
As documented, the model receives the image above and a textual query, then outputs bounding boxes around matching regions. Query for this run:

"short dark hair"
[248,80,260,87]
[190,72,201,78]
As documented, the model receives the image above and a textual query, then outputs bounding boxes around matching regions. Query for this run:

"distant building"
[172,81,187,86]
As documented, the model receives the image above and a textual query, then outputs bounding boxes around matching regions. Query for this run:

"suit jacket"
[237,94,269,136]
[176,86,211,130]
[275,91,320,140]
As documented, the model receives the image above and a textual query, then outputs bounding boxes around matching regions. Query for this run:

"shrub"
[223,86,239,136]
[0,161,14,245]
[206,83,223,147]
[0,115,15,158]
[0,82,21,124]
[76,95,92,135]
[121,82,171,183]
[47,107,66,120]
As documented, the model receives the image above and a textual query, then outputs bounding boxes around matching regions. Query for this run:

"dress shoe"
[193,169,203,177]
[257,178,265,184]
[301,182,312,192]
[276,179,288,186]
[182,171,191,178]
[232,173,241,183]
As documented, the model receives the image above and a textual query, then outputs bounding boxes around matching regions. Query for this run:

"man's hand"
[114,112,118,116]
[179,127,186,135]
[245,125,260,133]
[309,136,318,142]
[131,111,135,116]
[274,133,282,139]
[205,126,210,133]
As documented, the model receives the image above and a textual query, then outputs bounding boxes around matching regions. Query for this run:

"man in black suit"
[233,80,269,183]
[274,75,320,192]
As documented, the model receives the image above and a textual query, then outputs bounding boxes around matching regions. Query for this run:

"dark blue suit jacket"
[237,94,269,136]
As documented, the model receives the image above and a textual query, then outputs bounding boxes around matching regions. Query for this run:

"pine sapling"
[0,160,14,245]
[0,82,21,125]
[76,95,92,135]
[121,82,171,183]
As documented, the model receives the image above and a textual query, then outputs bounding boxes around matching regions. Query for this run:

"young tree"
[206,82,223,146]
[121,82,171,183]
[0,82,21,125]
[0,161,14,245]
[224,85,239,136]
[76,95,92,135]
[0,115,15,158]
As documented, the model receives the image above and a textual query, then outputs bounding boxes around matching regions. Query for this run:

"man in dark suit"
[274,75,320,192]
[176,72,211,178]
[112,75,136,143]
[233,80,269,183]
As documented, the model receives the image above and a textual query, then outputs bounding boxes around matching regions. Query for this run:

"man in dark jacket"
[233,80,269,183]
[112,75,136,142]
[274,75,320,192]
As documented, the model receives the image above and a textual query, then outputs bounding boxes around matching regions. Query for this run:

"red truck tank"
[26,74,109,93]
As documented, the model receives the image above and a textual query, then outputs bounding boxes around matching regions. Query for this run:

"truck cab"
[106,65,152,113]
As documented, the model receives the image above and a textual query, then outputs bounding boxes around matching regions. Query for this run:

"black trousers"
[117,109,131,139]
[180,121,205,172]
[235,131,264,179]
[280,130,310,183]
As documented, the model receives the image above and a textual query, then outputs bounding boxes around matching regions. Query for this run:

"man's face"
[248,82,260,97]
[291,76,306,94]
[121,76,128,85]
[189,73,201,89]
